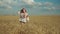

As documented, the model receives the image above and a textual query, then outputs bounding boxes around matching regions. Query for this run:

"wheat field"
[0,16,60,34]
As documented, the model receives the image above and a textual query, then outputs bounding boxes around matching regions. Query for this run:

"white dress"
[20,13,26,22]
[18,11,29,22]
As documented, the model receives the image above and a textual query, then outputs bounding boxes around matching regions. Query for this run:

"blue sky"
[0,0,60,15]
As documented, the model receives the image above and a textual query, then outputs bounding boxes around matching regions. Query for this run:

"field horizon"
[0,16,60,34]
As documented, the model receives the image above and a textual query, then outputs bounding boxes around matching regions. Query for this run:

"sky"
[0,0,60,16]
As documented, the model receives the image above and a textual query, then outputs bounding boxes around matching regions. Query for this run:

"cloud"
[0,3,12,9]
[22,0,35,5]
[21,0,42,6]
[21,0,53,9]
[0,0,53,7]
[55,6,60,10]
[0,0,13,9]
[0,0,18,5]
[21,0,53,6]
[37,2,42,6]
[6,5,12,9]
[43,7,56,10]
[0,1,3,4]
[0,0,58,10]
[0,1,2,4]
[51,7,56,10]
[44,2,53,6]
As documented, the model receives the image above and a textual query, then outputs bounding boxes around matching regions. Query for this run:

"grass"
[0,16,60,34]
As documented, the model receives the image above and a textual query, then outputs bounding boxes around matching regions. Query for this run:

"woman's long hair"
[20,8,27,13]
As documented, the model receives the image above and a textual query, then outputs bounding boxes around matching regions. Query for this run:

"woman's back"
[20,13,28,18]
[20,13,25,18]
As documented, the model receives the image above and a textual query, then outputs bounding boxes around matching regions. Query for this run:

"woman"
[18,8,29,23]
